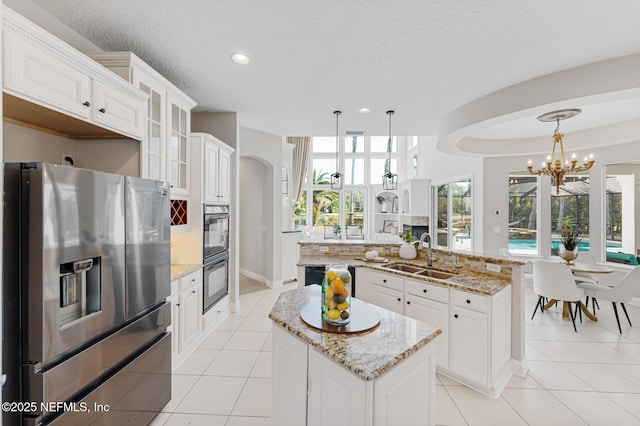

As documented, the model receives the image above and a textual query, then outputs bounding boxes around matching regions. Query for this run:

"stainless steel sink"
[382,263,455,280]
[414,269,454,280]
[384,264,425,273]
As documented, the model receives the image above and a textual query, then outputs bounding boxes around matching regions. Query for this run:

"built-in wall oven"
[203,204,229,259]
[203,251,229,313]
[203,204,230,313]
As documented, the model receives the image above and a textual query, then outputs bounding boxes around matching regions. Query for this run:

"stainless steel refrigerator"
[2,163,171,425]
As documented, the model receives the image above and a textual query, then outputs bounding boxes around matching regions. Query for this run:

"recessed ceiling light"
[358,108,371,114]
[231,53,250,64]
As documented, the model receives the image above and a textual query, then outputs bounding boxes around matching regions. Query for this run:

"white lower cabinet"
[169,269,202,365]
[449,305,488,386]
[272,324,437,426]
[179,279,201,351]
[358,268,512,398]
[405,294,449,369]
[308,349,367,426]
[370,284,403,314]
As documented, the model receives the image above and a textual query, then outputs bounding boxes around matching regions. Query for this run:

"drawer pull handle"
[99,108,106,113]
[466,299,471,304]
[83,101,91,107]
[454,314,459,318]
[383,279,387,283]
[423,289,427,293]
[192,278,196,282]
[192,290,196,294]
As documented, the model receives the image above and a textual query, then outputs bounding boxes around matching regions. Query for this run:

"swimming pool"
[508,239,622,252]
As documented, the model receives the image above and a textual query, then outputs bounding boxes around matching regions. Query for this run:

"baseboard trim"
[267,280,284,289]
[239,268,268,284]
[511,358,529,378]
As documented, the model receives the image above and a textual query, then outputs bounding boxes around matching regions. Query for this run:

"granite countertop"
[298,255,510,296]
[170,264,202,281]
[269,286,441,381]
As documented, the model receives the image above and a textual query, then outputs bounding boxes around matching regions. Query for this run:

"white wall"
[3,122,76,163]
[239,157,268,280]
[238,126,285,287]
[3,123,140,176]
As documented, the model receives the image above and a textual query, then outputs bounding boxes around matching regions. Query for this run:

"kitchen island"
[269,286,441,426]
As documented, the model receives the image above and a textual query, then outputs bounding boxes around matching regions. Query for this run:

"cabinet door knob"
[83,101,91,107]
[98,108,106,113]
[397,297,401,302]
[383,279,387,283]
[192,290,196,294]
[406,301,411,305]
[423,289,427,293]
[191,278,196,282]
[466,299,471,304]
[175,303,180,307]
[454,314,459,318]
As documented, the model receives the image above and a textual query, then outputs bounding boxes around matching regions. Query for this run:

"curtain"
[288,136,310,201]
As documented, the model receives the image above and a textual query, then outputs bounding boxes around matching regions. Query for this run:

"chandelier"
[382,110,397,190]
[330,110,343,189]
[527,108,594,195]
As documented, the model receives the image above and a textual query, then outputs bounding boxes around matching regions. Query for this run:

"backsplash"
[298,240,517,280]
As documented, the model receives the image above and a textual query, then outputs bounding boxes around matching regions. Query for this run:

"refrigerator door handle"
[156,181,170,195]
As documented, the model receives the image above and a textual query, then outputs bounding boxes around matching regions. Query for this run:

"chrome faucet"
[418,232,433,266]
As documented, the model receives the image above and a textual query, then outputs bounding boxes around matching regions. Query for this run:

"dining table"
[542,261,613,322]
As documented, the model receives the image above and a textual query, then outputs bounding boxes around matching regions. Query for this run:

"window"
[550,174,590,255]
[605,163,639,265]
[370,158,397,183]
[434,178,472,251]
[370,136,397,153]
[508,174,537,253]
[312,189,339,229]
[344,189,364,227]
[293,190,307,229]
[298,135,401,237]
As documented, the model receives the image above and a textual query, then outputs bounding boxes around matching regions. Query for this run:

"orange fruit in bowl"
[331,278,346,295]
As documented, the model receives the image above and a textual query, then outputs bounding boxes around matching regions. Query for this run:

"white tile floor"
[151,283,640,426]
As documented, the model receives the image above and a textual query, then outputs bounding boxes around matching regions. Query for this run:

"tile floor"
[151,282,640,426]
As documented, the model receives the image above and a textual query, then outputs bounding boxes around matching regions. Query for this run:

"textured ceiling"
[26,0,640,145]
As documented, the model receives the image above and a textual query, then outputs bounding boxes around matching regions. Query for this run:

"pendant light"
[382,110,397,190]
[330,110,343,189]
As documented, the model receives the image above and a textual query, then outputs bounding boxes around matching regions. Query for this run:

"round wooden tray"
[300,298,381,334]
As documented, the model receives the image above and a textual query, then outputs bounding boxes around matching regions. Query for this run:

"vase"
[399,242,417,260]
[380,202,388,213]
[321,264,352,326]
[559,244,579,265]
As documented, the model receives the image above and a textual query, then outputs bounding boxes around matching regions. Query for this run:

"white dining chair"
[577,266,640,333]
[532,260,586,332]
[573,251,600,312]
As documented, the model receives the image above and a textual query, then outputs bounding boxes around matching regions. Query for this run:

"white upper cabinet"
[2,7,146,140]
[193,132,234,204]
[88,52,196,195]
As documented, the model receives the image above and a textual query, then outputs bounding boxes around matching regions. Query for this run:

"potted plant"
[376,195,388,213]
[333,224,342,239]
[398,230,418,259]
[559,227,583,265]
